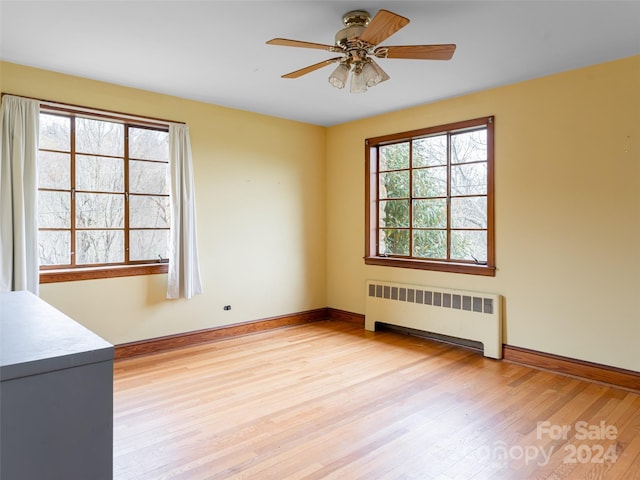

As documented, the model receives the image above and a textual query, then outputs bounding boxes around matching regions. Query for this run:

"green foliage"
[413,199,446,228]
[380,229,409,256]
[379,142,409,170]
[378,129,488,262]
[413,230,447,259]
[380,200,409,229]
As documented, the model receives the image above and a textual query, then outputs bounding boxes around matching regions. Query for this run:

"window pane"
[38,191,70,228]
[413,167,447,198]
[379,229,409,256]
[452,163,487,195]
[412,135,447,167]
[129,195,170,228]
[413,230,447,259]
[76,193,124,228]
[379,171,409,199]
[379,142,409,171]
[413,199,447,228]
[76,230,124,264]
[38,152,70,190]
[76,155,124,192]
[129,128,169,161]
[451,230,487,262]
[452,129,487,164]
[451,196,487,229]
[76,117,124,156]
[130,229,169,261]
[38,230,70,266]
[379,200,409,228]
[39,113,70,151]
[129,160,169,194]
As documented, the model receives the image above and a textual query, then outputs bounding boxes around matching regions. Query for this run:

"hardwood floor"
[113,321,640,479]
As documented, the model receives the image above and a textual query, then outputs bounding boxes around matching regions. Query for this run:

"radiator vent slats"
[368,282,494,315]
[365,280,502,359]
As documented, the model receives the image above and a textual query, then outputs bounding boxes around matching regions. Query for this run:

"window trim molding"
[40,263,168,284]
[364,116,495,276]
[2,92,182,127]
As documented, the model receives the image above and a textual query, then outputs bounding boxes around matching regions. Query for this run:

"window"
[38,107,170,282]
[365,116,495,276]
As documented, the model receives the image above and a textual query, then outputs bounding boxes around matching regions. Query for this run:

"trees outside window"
[38,108,170,282]
[365,116,495,276]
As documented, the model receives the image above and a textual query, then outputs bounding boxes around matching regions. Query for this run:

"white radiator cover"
[365,280,503,359]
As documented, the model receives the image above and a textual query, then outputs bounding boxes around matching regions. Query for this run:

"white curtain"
[0,95,40,294]
[167,123,202,299]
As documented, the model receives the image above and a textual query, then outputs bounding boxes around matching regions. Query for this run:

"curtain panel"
[167,123,203,299]
[0,95,40,294]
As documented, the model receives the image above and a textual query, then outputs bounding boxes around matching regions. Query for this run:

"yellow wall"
[2,56,638,372]
[327,55,640,372]
[1,61,327,345]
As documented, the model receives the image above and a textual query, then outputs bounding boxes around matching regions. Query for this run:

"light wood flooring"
[114,321,640,479]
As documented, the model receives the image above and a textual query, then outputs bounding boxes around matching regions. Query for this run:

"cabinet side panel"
[1,360,113,480]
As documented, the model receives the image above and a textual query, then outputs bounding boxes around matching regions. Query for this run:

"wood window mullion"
[375,146,381,256]
[446,131,452,261]
[70,116,77,268]
[408,141,413,258]
[124,125,130,264]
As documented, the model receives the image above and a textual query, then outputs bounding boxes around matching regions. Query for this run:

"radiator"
[365,281,502,359]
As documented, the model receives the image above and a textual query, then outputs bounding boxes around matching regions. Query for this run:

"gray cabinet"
[0,291,114,480]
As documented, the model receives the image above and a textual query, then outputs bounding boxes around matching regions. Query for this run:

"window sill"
[40,263,169,284]
[364,256,496,277]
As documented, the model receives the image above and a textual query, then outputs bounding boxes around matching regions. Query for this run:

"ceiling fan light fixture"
[350,66,367,94]
[362,59,389,87]
[328,62,350,89]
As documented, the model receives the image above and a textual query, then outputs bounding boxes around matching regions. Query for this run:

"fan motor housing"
[335,10,370,46]
[343,10,370,26]
[335,25,366,46]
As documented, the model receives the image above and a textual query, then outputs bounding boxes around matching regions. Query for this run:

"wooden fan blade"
[266,38,336,51]
[377,44,456,60]
[282,57,343,78]
[358,9,409,46]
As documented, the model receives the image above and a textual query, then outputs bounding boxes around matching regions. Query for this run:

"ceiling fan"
[266,9,456,93]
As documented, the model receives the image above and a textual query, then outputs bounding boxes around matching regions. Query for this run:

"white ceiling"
[1,1,639,126]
